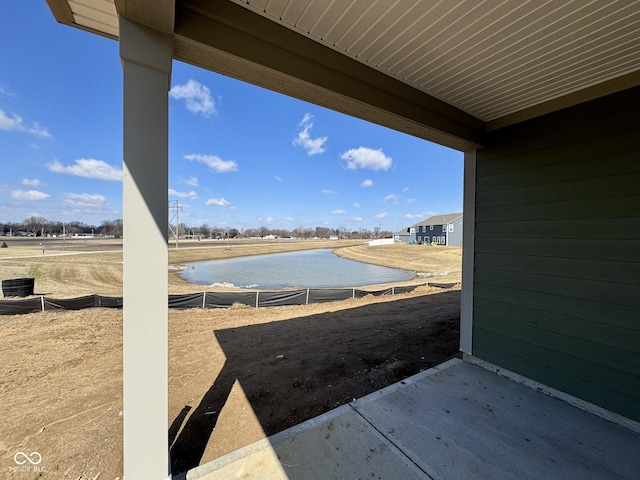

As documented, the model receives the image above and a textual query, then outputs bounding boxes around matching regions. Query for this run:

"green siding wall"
[474,87,640,422]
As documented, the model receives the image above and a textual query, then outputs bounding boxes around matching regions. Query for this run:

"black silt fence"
[258,290,307,307]
[0,297,42,315]
[169,293,205,310]
[307,288,354,303]
[354,287,393,298]
[2,278,35,297]
[0,282,459,315]
[204,291,257,308]
[44,295,98,311]
[96,295,124,308]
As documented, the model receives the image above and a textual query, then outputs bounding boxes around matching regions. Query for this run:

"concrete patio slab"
[183,400,427,480]
[185,358,640,480]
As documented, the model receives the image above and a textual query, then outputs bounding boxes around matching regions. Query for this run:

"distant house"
[393,229,411,243]
[395,213,463,246]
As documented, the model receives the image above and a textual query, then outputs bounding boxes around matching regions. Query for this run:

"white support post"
[119,16,172,480]
[460,150,476,355]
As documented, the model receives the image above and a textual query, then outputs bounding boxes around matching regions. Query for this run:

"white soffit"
[234,0,640,122]
[53,0,640,124]
[68,0,118,38]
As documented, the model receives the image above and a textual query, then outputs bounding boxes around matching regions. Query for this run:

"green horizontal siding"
[473,336,640,422]
[477,89,640,160]
[474,297,640,353]
[475,237,640,263]
[475,267,640,308]
[475,314,640,377]
[475,217,640,240]
[473,328,639,397]
[477,172,640,207]
[477,127,640,178]
[473,86,640,422]
[474,282,639,331]
[475,194,640,222]
[475,253,640,285]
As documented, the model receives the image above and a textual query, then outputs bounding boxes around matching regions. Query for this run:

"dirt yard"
[0,238,461,479]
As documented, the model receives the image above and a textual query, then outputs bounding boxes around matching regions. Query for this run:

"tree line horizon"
[0,216,395,240]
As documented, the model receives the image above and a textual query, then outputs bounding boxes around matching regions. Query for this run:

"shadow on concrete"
[169,290,460,475]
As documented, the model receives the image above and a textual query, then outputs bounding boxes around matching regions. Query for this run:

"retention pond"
[180,248,414,289]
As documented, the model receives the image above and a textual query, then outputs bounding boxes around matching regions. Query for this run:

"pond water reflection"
[180,248,414,289]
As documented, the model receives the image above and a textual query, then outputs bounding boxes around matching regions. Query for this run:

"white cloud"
[341,147,392,171]
[169,79,216,117]
[283,216,293,221]
[332,209,346,215]
[275,176,283,182]
[169,189,198,200]
[64,193,107,208]
[0,86,15,96]
[0,109,52,138]
[321,189,337,195]
[11,189,50,201]
[185,154,238,173]
[352,216,364,222]
[22,178,44,187]
[182,176,199,187]
[353,202,361,208]
[48,158,123,181]
[293,113,327,155]
[360,179,374,188]
[407,198,416,204]
[374,212,388,219]
[383,194,400,205]
[405,210,438,220]
[206,197,231,207]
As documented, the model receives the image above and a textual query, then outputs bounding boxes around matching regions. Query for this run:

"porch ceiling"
[45,0,640,149]
[232,0,640,123]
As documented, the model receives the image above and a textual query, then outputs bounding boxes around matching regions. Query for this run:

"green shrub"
[1,241,7,248]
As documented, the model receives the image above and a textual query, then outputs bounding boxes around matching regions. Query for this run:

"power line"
[168,201,183,249]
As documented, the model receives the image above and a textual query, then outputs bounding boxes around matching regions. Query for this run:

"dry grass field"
[0,237,461,297]
[0,237,462,479]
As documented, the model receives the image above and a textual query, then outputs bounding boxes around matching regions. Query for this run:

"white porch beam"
[115,0,175,34]
[460,150,477,354]
[173,1,484,152]
[119,16,172,479]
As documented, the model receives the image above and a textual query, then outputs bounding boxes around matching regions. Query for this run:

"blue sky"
[0,2,463,233]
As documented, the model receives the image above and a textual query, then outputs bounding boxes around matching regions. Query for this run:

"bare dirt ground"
[0,238,461,479]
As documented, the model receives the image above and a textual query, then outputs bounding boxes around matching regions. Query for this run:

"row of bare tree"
[175,223,393,240]
[1,217,393,240]
[0,217,122,238]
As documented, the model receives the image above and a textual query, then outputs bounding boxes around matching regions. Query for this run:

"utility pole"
[168,201,183,248]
